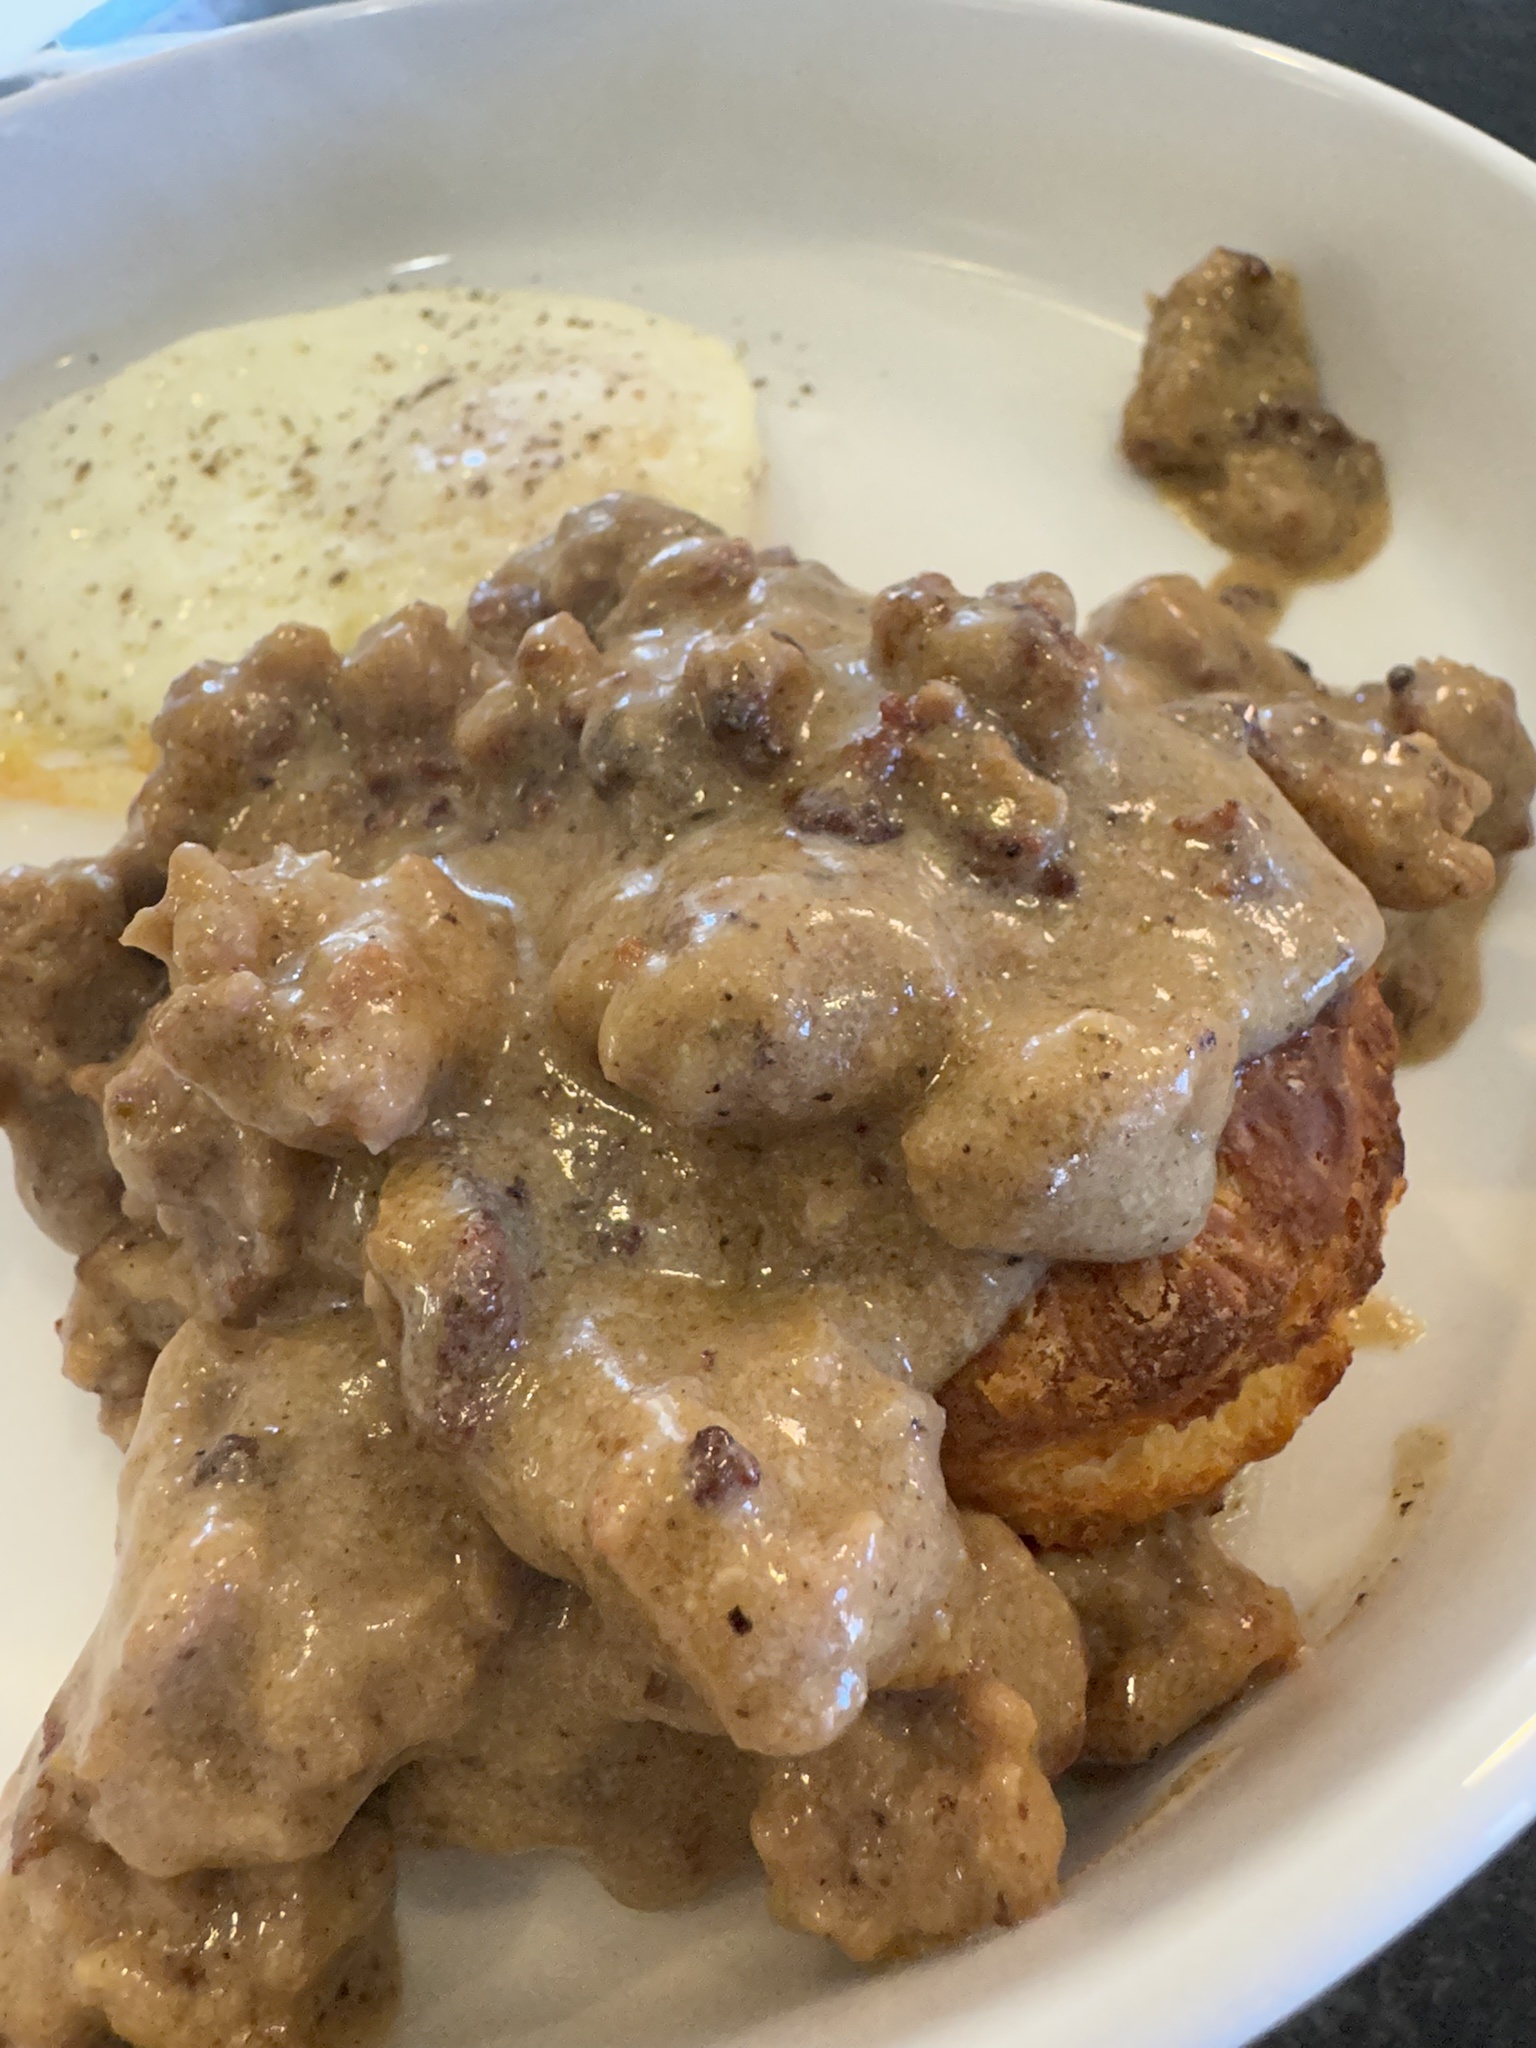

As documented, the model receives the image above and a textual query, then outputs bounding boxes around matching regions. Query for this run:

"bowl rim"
[3,0,1533,202]
[4,4,1536,2045]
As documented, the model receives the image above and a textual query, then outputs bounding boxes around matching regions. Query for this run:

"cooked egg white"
[0,289,762,774]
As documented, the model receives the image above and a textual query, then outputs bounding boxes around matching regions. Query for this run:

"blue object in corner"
[56,0,179,47]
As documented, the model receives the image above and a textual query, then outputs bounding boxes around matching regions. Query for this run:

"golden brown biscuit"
[940,974,1402,1547]
[947,1328,1350,1552]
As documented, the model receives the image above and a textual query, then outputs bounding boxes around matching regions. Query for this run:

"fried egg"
[0,289,762,785]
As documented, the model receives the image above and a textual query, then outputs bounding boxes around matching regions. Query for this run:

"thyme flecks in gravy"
[0,249,1531,2045]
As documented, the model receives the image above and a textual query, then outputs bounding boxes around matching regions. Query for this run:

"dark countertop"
[1147,0,1536,158]
[1260,1826,1536,2047]
[1137,17,1536,2044]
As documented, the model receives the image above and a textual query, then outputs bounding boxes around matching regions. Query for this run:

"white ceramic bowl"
[4,3,1536,2043]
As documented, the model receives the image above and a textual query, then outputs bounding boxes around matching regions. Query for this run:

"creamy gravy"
[27,494,1382,1771]
[95,497,1381,1751]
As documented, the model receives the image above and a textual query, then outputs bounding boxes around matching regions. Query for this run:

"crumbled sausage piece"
[125,844,513,1154]
[42,1313,514,1876]
[366,1155,532,1444]
[1041,1509,1300,1765]
[935,1512,1087,1778]
[685,1424,762,1508]
[463,570,547,654]
[443,1291,965,1757]
[903,711,1070,885]
[1247,703,1495,910]
[6,1720,69,1879]
[0,855,163,1098]
[0,853,164,1251]
[574,667,681,796]
[1375,895,1493,1062]
[546,922,653,1050]
[577,1313,967,1755]
[790,685,1071,888]
[0,1784,399,2048]
[130,622,341,860]
[498,492,720,633]
[788,784,904,844]
[601,534,757,638]
[513,607,607,702]
[392,1573,756,1911]
[60,1225,192,1447]
[453,610,600,777]
[3,1091,126,1270]
[872,577,1100,768]
[587,864,952,1126]
[98,1043,317,1322]
[1090,572,1315,706]
[1123,248,1316,478]
[1377,656,1536,854]
[1093,581,1515,915]
[868,571,963,673]
[1122,248,1387,575]
[1189,401,1387,576]
[683,625,817,770]
[787,699,909,845]
[988,570,1076,632]
[1170,796,1277,902]
[752,1675,1064,1961]
[906,678,968,726]
[128,616,481,870]
[561,621,812,813]
[330,601,476,736]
